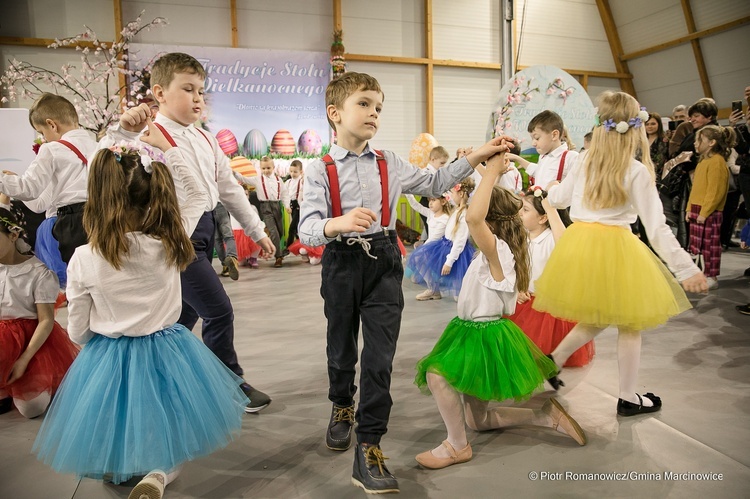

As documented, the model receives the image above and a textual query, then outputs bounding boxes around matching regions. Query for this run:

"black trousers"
[53,202,87,263]
[418,196,430,237]
[287,199,301,245]
[321,232,404,445]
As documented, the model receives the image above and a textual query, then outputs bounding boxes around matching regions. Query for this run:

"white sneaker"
[128,470,166,499]
[416,289,441,301]
[707,277,719,290]
[309,257,321,265]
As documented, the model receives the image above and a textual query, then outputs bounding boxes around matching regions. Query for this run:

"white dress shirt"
[528,228,555,293]
[101,115,266,242]
[0,129,96,209]
[405,194,450,242]
[457,236,518,321]
[285,176,304,202]
[526,143,578,189]
[0,257,59,320]
[237,173,291,209]
[65,148,208,345]
[547,152,700,281]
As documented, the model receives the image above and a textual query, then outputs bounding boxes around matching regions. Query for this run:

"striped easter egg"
[216,129,239,156]
[271,129,296,156]
[297,129,323,155]
[243,129,269,157]
[230,156,256,177]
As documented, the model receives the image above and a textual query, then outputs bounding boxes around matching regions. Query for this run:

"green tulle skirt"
[415,317,558,402]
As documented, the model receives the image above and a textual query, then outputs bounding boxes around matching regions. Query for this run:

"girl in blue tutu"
[33,119,249,499]
[407,178,476,301]
[414,151,586,470]
[534,91,708,417]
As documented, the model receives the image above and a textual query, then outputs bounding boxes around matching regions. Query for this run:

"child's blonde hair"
[451,177,475,237]
[485,186,530,293]
[696,125,736,160]
[429,146,449,161]
[433,195,453,216]
[85,149,196,271]
[583,91,654,210]
[28,93,79,128]
[150,52,206,90]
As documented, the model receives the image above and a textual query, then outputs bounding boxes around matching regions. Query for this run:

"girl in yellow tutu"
[533,91,708,417]
[414,145,586,471]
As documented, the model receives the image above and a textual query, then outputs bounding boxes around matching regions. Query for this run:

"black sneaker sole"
[326,438,352,451]
[244,401,270,413]
[351,477,399,494]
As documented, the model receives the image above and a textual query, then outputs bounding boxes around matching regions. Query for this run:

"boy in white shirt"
[105,52,274,413]
[235,156,290,267]
[0,93,97,263]
[284,159,304,247]
[509,110,579,190]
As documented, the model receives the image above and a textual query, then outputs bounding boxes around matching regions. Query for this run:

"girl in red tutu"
[0,195,78,418]
[510,187,594,367]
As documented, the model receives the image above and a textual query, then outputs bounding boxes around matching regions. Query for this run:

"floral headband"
[0,214,23,234]
[108,141,166,173]
[594,107,650,134]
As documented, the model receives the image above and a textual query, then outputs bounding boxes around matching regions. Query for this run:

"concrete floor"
[1,247,749,499]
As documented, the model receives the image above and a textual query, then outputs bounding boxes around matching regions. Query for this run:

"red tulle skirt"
[287,240,325,259]
[233,229,261,260]
[0,319,79,400]
[507,296,595,367]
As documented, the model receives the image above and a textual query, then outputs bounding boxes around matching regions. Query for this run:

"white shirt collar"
[530,227,553,245]
[541,143,569,160]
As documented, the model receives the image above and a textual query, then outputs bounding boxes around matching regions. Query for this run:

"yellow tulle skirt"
[533,222,691,330]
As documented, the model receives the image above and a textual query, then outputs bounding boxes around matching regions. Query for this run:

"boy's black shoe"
[546,354,565,391]
[240,383,271,413]
[617,392,662,417]
[326,403,355,451]
[351,443,399,494]
[737,304,750,315]
[0,397,12,415]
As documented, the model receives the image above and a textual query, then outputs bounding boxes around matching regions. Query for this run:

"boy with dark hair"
[0,92,96,262]
[299,71,510,494]
[104,52,275,413]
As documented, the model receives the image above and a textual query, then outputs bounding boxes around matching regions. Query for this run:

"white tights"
[14,391,51,419]
[550,324,651,406]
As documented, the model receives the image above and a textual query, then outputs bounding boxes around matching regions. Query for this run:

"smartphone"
[668,121,677,131]
[732,100,743,114]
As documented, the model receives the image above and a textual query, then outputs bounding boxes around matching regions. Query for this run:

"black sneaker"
[737,304,750,316]
[351,443,399,494]
[224,256,240,281]
[326,403,355,451]
[240,383,271,413]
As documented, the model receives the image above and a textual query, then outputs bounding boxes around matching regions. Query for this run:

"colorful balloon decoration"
[270,129,296,156]
[408,133,439,169]
[216,129,239,156]
[297,129,323,155]
[243,129,269,157]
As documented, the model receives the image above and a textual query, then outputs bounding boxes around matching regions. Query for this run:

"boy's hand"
[681,272,708,293]
[285,207,292,214]
[456,147,473,159]
[545,180,560,191]
[505,152,522,163]
[325,207,378,237]
[120,103,154,133]
[257,237,275,259]
[140,117,173,152]
[467,136,513,167]
[1,170,17,175]
[484,151,510,176]
[0,193,10,205]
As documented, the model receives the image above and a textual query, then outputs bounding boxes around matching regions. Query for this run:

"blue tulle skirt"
[405,237,475,297]
[33,324,248,484]
[35,217,67,288]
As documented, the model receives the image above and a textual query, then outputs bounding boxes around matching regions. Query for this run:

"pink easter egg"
[216,129,239,156]
[271,129,296,156]
[297,129,323,155]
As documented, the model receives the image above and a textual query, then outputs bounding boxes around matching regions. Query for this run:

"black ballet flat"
[546,354,565,391]
[0,397,12,415]
[617,392,662,417]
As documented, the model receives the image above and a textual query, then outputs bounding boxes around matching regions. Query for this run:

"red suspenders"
[321,150,390,227]
[261,175,281,200]
[57,140,87,165]
[556,150,568,182]
[152,122,218,181]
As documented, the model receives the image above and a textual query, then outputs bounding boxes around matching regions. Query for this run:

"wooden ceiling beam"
[594,0,637,98]
[680,0,712,98]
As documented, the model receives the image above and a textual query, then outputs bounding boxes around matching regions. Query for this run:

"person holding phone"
[729,86,750,274]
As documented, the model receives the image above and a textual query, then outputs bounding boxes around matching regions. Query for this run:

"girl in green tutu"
[414,146,587,470]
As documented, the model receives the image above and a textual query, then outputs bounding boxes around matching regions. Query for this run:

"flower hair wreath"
[595,107,650,134]
[0,214,23,234]
[108,140,166,173]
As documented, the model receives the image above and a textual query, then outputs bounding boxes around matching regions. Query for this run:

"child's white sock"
[617,329,652,407]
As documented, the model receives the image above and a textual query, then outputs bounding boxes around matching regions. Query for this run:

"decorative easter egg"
[243,129,269,157]
[216,129,239,156]
[297,129,323,155]
[270,129,296,156]
[230,156,256,177]
[408,133,439,169]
